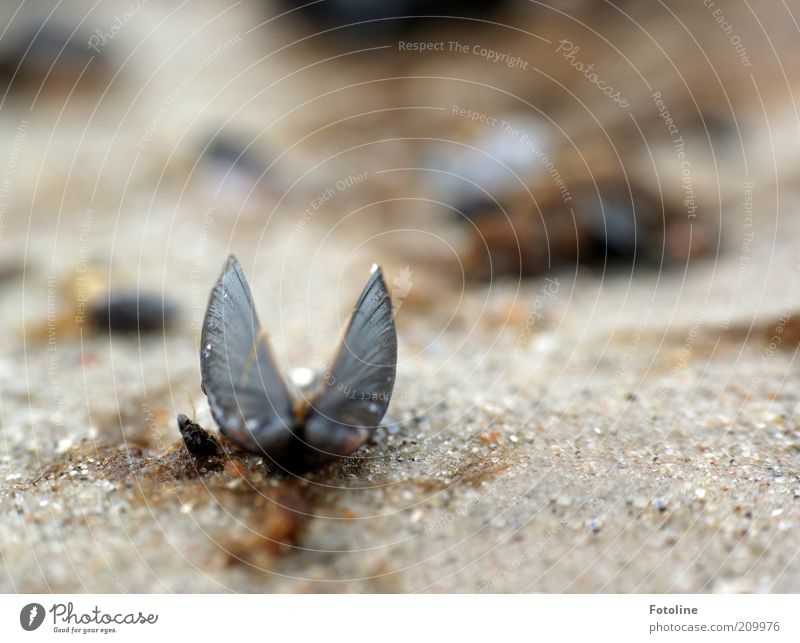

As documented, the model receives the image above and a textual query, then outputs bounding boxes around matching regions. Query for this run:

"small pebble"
[479,430,503,444]
[89,291,179,334]
[652,497,667,512]
[56,438,73,454]
[203,133,265,177]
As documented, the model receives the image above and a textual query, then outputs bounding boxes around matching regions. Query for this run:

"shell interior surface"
[199,255,397,468]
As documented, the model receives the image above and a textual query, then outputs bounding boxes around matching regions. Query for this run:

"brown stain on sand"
[14,428,517,571]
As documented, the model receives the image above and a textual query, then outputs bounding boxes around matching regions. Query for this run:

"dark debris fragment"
[177,414,222,457]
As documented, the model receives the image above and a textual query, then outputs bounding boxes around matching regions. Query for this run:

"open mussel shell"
[199,256,397,470]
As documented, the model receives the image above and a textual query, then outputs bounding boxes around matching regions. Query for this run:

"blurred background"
[2,0,800,593]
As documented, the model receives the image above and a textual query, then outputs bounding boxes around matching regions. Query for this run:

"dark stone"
[88,291,179,334]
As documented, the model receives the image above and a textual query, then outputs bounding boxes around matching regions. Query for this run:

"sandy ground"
[2,0,800,593]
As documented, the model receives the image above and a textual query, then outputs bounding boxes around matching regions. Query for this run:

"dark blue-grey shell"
[301,266,397,464]
[200,256,295,458]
